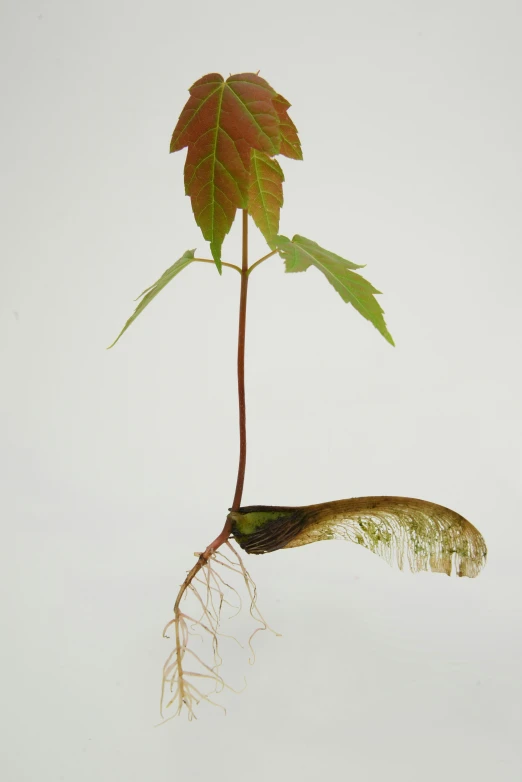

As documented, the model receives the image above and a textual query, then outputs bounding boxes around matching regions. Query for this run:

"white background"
[2,1,521,780]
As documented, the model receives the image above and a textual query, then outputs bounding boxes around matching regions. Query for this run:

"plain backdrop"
[1,1,521,780]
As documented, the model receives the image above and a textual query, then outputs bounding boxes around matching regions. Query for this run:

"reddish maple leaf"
[170,72,301,270]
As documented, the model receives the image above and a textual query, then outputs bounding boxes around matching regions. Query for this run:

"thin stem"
[193,258,242,274]
[232,210,249,510]
[247,249,277,275]
[200,210,249,557]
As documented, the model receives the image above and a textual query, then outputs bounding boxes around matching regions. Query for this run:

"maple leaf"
[275,234,394,345]
[247,150,284,248]
[170,73,282,272]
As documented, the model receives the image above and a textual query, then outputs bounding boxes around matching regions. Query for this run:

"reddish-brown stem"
[232,210,249,510]
[202,210,249,558]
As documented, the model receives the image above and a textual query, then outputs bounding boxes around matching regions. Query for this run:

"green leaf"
[247,150,284,248]
[107,250,195,348]
[275,234,394,345]
[228,497,487,578]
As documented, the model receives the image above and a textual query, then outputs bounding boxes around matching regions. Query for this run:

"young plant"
[109,72,487,720]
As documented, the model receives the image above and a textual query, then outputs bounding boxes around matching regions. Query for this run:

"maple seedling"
[109,72,487,721]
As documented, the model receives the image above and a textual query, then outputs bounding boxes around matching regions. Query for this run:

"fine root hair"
[159,541,278,722]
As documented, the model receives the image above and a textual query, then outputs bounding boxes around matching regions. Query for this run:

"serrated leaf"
[275,234,394,345]
[273,94,303,160]
[247,150,284,248]
[107,250,195,348]
[170,73,281,271]
[229,497,487,578]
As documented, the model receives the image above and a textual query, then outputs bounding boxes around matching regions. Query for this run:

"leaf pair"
[107,235,394,348]
[170,73,301,270]
[228,497,487,578]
